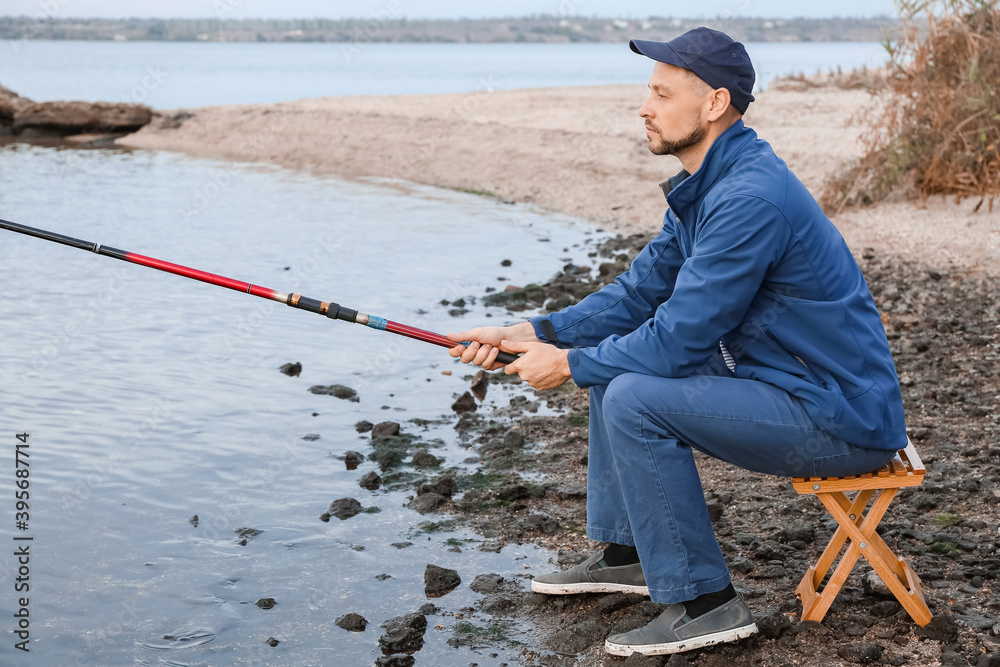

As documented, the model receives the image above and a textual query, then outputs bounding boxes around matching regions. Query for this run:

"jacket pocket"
[761,324,826,387]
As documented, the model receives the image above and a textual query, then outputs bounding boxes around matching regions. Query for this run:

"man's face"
[639,62,710,157]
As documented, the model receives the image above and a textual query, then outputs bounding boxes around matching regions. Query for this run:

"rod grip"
[495,350,519,365]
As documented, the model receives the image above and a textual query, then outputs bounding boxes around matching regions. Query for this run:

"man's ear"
[706,88,732,121]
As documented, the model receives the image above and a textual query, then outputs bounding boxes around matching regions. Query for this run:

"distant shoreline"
[0,16,898,44]
[116,79,996,277]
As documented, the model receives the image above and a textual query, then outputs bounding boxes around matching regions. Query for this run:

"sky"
[1,0,899,20]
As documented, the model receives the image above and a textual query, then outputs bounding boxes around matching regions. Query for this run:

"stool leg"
[819,489,932,626]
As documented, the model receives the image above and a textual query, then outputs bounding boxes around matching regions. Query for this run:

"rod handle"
[495,350,520,365]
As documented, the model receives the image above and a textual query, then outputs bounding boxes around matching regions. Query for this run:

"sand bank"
[119,80,998,275]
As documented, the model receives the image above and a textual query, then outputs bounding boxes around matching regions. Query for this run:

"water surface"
[0,143,601,664]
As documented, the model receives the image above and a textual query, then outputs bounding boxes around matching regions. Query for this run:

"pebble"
[371,421,400,438]
[378,612,426,654]
[335,612,368,632]
[255,598,276,610]
[278,362,301,376]
[266,636,279,647]
[359,471,382,490]
[451,391,478,414]
[308,384,358,401]
[424,564,461,598]
[321,497,362,521]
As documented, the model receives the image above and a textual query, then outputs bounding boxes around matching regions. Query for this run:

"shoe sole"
[604,622,758,656]
[530,580,650,596]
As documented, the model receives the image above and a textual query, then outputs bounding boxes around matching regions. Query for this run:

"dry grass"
[821,0,1000,214]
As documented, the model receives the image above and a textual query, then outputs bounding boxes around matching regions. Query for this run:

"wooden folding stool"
[791,438,932,626]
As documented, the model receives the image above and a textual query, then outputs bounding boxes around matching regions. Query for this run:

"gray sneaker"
[605,596,757,656]
[530,550,649,596]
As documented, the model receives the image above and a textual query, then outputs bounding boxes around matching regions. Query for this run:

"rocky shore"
[315,230,999,666]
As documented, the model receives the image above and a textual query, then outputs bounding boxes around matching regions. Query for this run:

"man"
[449,27,906,657]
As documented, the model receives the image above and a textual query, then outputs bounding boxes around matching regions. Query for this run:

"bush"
[821,0,1000,213]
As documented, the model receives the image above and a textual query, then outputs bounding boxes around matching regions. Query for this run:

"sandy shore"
[119,80,999,275]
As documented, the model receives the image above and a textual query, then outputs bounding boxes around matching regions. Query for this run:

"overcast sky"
[2,0,898,20]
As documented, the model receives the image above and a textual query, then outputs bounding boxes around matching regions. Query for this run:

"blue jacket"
[531,120,906,451]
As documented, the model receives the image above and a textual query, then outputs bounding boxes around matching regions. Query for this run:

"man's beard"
[647,122,707,156]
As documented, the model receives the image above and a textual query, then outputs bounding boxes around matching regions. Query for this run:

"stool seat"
[791,439,932,626]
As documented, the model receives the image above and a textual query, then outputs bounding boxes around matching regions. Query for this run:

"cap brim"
[629,39,690,71]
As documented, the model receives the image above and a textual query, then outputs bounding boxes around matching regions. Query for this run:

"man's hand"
[447,322,538,371]
[500,340,572,390]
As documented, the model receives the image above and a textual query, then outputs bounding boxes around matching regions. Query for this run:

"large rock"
[13,100,152,136]
[0,84,32,126]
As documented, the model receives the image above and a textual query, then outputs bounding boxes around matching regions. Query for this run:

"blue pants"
[585,353,897,605]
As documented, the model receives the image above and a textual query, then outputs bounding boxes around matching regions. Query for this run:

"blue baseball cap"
[630,27,756,114]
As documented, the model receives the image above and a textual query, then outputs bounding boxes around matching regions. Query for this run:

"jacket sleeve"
[529,213,685,349]
[568,196,792,387]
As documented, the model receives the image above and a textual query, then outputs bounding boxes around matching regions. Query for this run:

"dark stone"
[941,650,966,667]
[705,498,724,523]
[408,492,447,514]
[411,450,443,467]
[375,573,393,580]
[730,558,754,574]
[343,451,364,470]
[391,542,413,549]
[323,498,362,521]
[424,564,461,598]
[757,610,792,639]
[279,362,301,376]
[372,421,400,438]
[376,656,415,667]
[301,433,320,441]
[751,563,786,579]
[836,642,883,664]
[544,618,605,655]
[266,637,279,647]
[451,391,477,414]
[781,519,815,543]
[255,597,276,609]
[978,653,1000,667]
[418,476,456,498]
[418,603,438,615]
[469,573,505,594]
[335,612,368,632]
[308,384,358,401]
[501,259,512,266]
[471,370,489,400]
[497,483,531,501]
[355,420,374,433]
[597,592,637,614]
[189,515,198,527]
[503,430,526,449]
[378,612,426,654]
[359,471,382,490]
[870,600,902,617]
[915,613,960,642]
[518,513,559,535]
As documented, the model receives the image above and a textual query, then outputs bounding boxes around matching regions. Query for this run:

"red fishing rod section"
[0,218,517,364]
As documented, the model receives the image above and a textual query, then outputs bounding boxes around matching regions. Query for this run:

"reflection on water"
[0,143,603,664]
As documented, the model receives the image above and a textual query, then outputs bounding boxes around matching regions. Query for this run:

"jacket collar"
[659,119,755,219]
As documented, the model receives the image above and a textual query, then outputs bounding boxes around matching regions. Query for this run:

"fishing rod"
[0,218,518,365]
